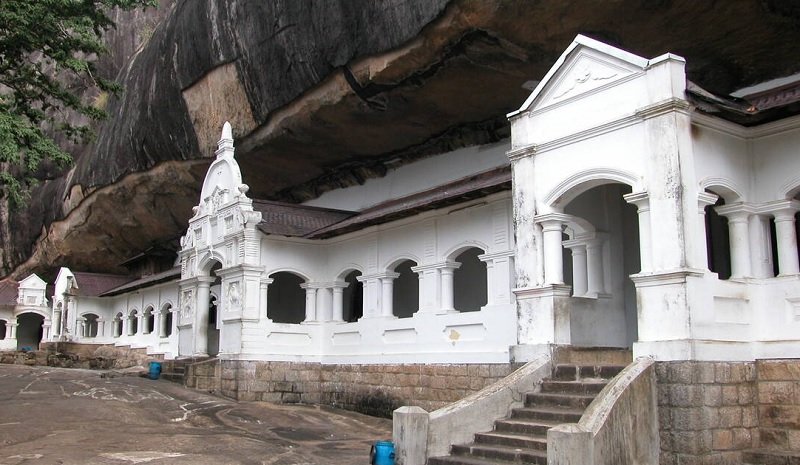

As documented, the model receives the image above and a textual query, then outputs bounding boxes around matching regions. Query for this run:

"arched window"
[160,304,173,338]
[393,260,418,319]
[143,307,155,334]
[268,272,306,324]
[342,270,363,322]
[705,192,732,280]
[453,248,487,312]
[83,314,99,338]
[128,310,138,336]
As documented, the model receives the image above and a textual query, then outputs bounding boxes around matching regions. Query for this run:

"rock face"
[5,0,800,279]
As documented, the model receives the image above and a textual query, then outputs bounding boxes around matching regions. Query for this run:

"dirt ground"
[0,364,391,465]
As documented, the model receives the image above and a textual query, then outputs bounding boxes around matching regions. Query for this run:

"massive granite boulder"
[4,0,800,279]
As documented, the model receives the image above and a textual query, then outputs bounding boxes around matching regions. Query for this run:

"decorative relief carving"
[181,289,194,321]
[227,281,242,312]
[553,64,618,100]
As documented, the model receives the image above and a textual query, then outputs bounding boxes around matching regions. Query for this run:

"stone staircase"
[161,356,214,384]
[428,355,628,465]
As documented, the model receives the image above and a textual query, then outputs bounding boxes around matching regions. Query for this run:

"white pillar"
[623,192,652,273]
[563,240,588,296]
[195,277,214,355]
[316,287,331,322]
[536,214,568,285]
[332,286,345,322]
[438,262,460,312]
[380,273,399,318]
[4,322,11,339]
[260,277,273,321]
[586,238,606,296]
[749,214,774,278]
[774,204,800,275]
[302,285,317,322]
[717,205,753,279]
[158,311,167,338]
[10,323,17,339]
[696,192,719,271]
[53,310,62,336]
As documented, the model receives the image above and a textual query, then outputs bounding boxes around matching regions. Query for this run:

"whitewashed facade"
[7,36,799,365]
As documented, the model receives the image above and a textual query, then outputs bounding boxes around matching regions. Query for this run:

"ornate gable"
[509,34,649,116]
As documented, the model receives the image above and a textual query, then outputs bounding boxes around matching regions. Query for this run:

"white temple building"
[3,34,800,366]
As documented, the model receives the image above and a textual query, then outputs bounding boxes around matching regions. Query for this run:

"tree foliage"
[0,0,156,207]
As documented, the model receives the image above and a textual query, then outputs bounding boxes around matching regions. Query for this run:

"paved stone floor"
[0,365,391,465]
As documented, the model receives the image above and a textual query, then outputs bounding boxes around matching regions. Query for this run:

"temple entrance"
[16,313,44,351]
[559,182,641,348]
[207,292,219,357]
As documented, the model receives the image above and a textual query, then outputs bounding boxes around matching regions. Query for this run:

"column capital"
[623,191,651,210]
[716,202,756,222]
[477,250,514,262]
[562,239,588,251]
[534,212,572,229]
[357,272,399,282]
[764,199,800,221]
[697,192,719,212]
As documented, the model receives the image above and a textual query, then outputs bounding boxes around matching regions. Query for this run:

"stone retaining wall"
[186,360,520,417]
[756,359,800,452]
[0,343,161,369]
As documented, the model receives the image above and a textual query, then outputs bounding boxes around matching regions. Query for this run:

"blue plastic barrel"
[370,441,395,465]
[148,361,162,380]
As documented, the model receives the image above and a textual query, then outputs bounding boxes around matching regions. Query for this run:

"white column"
[158,311,167,338]
[717,205,753,279]
[380,273,399,318]
[774,205,800,275]
[10,323,18,339]
[749,214,774,278]
[195,277,214,355]
[53,310,62,336]
[586,238,606,296]
[696,192,718,271]
[623,192,652,272]
[536,213,569,285]
[563,240,588,297]
[332,286,345,322]
[302,285,317,322]
[316,287,331,322]
[438,262,460,313]
[260,277,273,321]
[4,322,11,339]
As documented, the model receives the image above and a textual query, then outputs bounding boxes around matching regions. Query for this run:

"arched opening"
[204,261,222,357]
[561,183,641,348]
[16,313,44,351]
[83,314,99,338]
[393,260,419,318]
[160,304,173,338]
[128,309,138,336]
[268,272,306,324]
[0,320,7,340]
[453,248,487,312]
[705,191,732,280]
[143,307,155,335]
[207,293,219,357]
[113,312,123,337]
[342,270,363,322]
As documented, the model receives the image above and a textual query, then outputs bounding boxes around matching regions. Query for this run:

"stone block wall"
[186,360,519,417]
[657,361,758,465]
[757,359,800,452]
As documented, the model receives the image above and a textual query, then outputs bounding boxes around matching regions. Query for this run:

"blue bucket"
[370,441,394,465]
[148,361,162,380]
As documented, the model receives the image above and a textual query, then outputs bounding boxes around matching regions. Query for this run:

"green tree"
[0,0,156,207]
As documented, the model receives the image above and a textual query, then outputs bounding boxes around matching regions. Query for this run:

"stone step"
[428,454,516,465]
[474,431,547,450]
[510,405,584,423]
[742,449,800,465]
[450,443,547,464]
[554,347,633,366]
[552,364,625,381]
[540,380,607,395]
[493,418,559,436]
[525,391,596,409]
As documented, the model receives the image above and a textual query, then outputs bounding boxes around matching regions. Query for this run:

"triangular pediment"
[509,35,649,116]
[19,273,46,290]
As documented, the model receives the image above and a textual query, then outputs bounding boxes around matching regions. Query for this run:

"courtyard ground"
[0,364,391,465]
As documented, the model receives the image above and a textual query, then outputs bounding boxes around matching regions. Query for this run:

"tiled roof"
[71,272,135,297]
[0,279,19,306]
[253,200,355,237]
[101,267,181,297]
[253,166,511,240]
[307,165,512,239]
